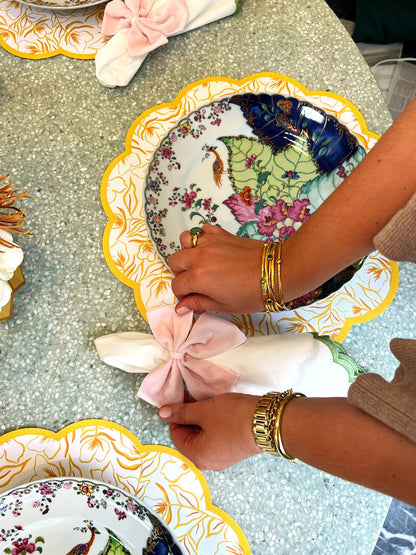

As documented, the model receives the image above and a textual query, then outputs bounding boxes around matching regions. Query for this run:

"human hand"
[158,393,262,471]
[168,224,264,314]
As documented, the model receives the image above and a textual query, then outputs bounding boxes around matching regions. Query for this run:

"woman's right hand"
[168,224,265,314]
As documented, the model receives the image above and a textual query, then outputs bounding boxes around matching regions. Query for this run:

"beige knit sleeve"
[347,192,416,443]
[348,339,416,443]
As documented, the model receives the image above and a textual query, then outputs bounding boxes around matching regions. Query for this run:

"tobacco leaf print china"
[144,93,366,307]
[0,478,182,554]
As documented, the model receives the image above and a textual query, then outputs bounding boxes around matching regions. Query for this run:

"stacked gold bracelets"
[252,390,305,461]
[260,242,292,312]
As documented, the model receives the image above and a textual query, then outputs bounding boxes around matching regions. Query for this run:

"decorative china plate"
[0,477,182,554]
[101,73,398,341]
[0,420,250,554]
[13,0,107,10]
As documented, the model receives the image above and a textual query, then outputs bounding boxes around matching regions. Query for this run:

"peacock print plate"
[143,92,366,309]
[101,73,398,340]
[0,477,182,554]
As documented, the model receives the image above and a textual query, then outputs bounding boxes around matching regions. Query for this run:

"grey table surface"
[1,0,414,553]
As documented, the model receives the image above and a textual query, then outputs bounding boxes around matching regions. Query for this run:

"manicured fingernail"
[159,407,172,419]
[176,306,191,315]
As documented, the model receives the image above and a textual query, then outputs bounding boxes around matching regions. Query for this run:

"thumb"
[159,400,202,426]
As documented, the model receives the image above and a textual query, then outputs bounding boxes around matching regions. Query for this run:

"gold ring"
[190,227,204,248]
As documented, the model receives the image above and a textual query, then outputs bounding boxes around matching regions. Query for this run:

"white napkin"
[96,0,239,88]
[0,230,23,310]
[95,324,361,402]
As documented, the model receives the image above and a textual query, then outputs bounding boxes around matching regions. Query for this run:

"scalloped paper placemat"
[100,72,399,341]
[0,0,107,59]
[0,419,250,554]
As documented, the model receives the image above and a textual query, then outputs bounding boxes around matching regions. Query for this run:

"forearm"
[281,98,416,302]
[282,396,416,504]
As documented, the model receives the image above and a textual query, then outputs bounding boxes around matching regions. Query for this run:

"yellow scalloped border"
[0,2,106,60]
[0,419,251,554]
[101,72,398,341]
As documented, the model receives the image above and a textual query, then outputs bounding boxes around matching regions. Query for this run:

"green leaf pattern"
[221,135,319,204]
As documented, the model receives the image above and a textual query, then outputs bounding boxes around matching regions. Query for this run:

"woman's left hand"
[159,393,262,471]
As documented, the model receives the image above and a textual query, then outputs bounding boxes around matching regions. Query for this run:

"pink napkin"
[101,0,189,57]
[138,306,245,406]
[96,0,239,87]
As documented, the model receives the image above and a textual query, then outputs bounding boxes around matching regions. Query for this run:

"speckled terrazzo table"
[1,0,414,553]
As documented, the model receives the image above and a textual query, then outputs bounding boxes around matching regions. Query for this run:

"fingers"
[175,294,217,314]
[179,224,230,249]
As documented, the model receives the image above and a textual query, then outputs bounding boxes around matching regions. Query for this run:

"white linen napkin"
[0,230,23,310]
[96,0,239,88]
[95,306,364,407]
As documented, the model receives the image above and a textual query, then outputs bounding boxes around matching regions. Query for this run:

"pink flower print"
[224,193,259,224]
[160,147,172,159]
[181,190,197,209]
[212,105,222,114]
[32,501,40,508]
[152,214,162,225]
[148,196,156,204]
[210,118,221,126]
[337,165,347,178]
[80,483,94,496]
[194,113,202,121]
[203,198,212,211]
[171,133,177,142]
[126,501,135,512]
[287,198,311,223]
[38,484,54,496]
[63,482,72,489]
[167,164,173,171]
[115,508,127,520]
[245,154,257,169]
[180,122,191,135]
[11,538,36,554]
[257,205,282,236]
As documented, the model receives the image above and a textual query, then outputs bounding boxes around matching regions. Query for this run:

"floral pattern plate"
[0,477,182,554]
[101,73,398,341]
[0,420,250,554]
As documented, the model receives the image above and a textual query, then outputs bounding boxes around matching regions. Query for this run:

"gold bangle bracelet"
[260,242,292,312]
[275,241,292,311]
[253,390,298,456]
[273,391,306,462]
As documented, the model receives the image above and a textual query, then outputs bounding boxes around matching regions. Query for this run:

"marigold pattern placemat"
[0,420,250,554]
[0,0,107,58]
[100,72,399,341]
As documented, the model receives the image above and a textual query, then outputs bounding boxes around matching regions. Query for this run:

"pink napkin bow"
[101,0,189,57]
[138,306,246,407]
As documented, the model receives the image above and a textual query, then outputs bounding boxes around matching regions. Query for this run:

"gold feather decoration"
[0,174,32,251]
